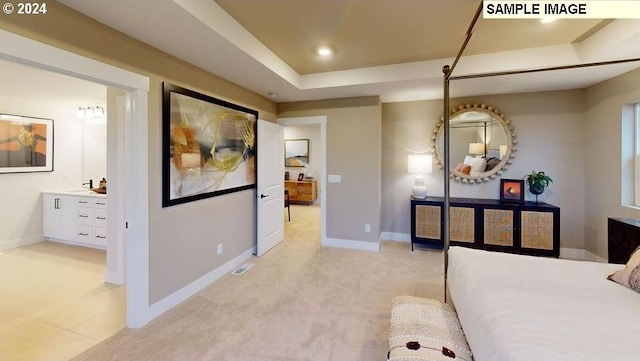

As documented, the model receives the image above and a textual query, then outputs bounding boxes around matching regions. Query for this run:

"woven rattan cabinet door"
[450,206,475,243]
[483,208,514,246]
[520,210,554,250]
[416,205,441,240]
[410,198,444,251]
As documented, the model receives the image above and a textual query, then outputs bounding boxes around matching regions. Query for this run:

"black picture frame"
[500,179,524,203]
[297,173,305,181]
[162,82,258,207]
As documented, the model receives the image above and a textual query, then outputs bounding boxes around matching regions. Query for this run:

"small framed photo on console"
[500,179,524,203]
[297,173,305,181]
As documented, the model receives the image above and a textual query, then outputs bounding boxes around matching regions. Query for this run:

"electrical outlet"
[217,243,223,255]
[365,224,371,233]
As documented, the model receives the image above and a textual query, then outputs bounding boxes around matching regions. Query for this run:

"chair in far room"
[284,189,290,221]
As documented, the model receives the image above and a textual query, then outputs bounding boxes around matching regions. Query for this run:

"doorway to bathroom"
[0,57,129,359]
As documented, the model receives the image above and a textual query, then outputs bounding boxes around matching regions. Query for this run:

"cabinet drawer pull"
[95,202,106,205]
[78,201,88,204]
[79,232,89,236]
[96,217,106,220]
[96,235,106,239]
[78,215,89,218]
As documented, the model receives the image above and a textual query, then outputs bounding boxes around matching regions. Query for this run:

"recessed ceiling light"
[541,18,557,24]
[268,92,278,98]
[317,46,333,57]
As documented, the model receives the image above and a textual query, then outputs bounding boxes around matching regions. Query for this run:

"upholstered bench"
[388,296,472,361]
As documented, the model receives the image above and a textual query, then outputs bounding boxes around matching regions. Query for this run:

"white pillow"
[469,156,486,175]
[463,155,475,165]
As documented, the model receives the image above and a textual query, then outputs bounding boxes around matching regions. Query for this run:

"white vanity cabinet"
[43,191,107,249]
[43,194,67,240]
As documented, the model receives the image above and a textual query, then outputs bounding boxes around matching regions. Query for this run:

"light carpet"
[73,205,444,361]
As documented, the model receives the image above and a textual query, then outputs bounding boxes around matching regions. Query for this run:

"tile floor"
[0,241,125,361]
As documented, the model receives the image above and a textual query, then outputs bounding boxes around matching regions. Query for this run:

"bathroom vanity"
[43,190,107,249]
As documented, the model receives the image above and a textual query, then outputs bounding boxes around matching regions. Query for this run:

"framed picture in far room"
[500,179,524,203]
[297,173,305,181]
[285,139,309,167]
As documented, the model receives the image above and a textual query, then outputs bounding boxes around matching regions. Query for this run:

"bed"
[447,246,640,361]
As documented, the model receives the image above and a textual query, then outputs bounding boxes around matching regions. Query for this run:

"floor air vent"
[232,262,254,275]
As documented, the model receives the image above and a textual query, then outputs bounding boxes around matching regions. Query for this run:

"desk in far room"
[284,180,317,205]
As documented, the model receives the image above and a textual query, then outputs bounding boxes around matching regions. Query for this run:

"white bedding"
[448,246,640,361]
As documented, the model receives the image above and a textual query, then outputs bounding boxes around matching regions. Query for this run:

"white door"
[256,119,285,256]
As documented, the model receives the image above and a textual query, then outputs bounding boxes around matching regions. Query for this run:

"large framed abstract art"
[162,83,258,207]
[0,113,53,173]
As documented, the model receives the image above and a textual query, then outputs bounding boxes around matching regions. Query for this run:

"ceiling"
[57,0,640,103]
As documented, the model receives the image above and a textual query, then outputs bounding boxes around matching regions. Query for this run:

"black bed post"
[443,65,451,303]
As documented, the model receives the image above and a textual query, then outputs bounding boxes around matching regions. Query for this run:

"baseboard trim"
[148,246,255,321]
[381,232,411,242]
[560,247,607,262]
[44,237,106,251]
[584,250,607,263]
[0,234,43,252]
[323,237,380,252]
[104,270,126,285]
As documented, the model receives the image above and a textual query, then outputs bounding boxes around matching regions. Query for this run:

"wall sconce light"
[93,106,105,118]
[408,154,433,199]
[77,105,105,119]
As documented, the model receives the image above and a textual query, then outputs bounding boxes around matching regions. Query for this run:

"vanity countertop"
[43,189,107,198]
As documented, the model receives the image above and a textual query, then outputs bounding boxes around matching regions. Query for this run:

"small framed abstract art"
[499,179,524,203]
[0,113,54,173]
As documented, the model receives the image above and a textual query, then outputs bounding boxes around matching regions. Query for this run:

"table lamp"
[408,154,432,199]
[469,142,485,156]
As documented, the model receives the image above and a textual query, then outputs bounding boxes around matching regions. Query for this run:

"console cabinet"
[284,180,317,204]
[411,196,560,257]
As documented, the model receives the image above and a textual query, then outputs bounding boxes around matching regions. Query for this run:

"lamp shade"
[499,144,508,159]
[408,154,432,174]
[469,142,485,155]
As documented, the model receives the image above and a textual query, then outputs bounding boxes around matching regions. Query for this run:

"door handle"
[260,194,269,199]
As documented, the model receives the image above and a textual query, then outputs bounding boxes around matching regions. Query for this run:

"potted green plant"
[524,170,553,202]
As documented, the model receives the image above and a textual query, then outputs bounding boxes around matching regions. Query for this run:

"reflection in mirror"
[430,103,517,183]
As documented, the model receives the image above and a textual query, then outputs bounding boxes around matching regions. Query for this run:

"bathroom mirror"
[430,103,517,183]
[82,119,107,186]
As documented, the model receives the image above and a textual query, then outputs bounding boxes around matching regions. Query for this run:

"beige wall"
[382,90,588,250]
[585,67,640,259]
[1,2,277,304]
[279,97,382,243]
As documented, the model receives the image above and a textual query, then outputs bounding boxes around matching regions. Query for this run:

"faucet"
[83,179,93,189]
